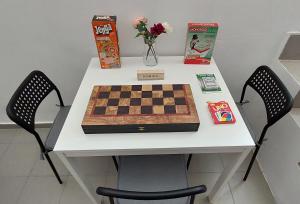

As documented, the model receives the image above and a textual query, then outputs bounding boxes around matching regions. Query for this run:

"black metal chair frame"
[6,70,119,184]
[97,185,207,204]
[239,65,293,181]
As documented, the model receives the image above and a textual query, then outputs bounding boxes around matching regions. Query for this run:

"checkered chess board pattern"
[91,84,190,116]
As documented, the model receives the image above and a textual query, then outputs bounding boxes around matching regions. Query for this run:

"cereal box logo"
[94,24,112,35]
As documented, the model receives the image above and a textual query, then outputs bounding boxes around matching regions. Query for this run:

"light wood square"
[129,106,141,114]
[163,97,175,105]
[162,84,173,91]
[176,105,189,114]
[142,85,152,91]
[152,91,163,98]
[109,91,121,98]
[118,98,130,106]
[96,99,108,106]
[105,106,118,115]
[174,90,185,98]
[153,105,164,114]
[131,91,142,98]
[141,98,152,106]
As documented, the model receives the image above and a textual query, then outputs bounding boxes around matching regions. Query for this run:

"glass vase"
[143,42,158,66]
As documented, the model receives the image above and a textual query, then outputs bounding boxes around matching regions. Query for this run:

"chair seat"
[45,106,70,151]
[236,103,257,140]
[117,155,189,204]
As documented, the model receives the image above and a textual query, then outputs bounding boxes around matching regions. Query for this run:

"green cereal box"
[184,23,218,64]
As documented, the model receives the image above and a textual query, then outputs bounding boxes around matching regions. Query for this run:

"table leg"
[56,152,100,204]
[208,148,251,203]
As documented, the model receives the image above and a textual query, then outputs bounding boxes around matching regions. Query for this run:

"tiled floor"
[0,128,276,204]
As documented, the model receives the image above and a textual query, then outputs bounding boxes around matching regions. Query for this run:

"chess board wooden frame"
[81,84,200,133]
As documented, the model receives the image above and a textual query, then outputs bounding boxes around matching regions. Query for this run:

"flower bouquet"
[133,17,172,66]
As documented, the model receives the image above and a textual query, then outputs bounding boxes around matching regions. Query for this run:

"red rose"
[150,23,165,36]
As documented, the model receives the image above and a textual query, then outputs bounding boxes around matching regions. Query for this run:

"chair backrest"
[6,70,64,134]
[241,65,293,126]
[96,185,207,204]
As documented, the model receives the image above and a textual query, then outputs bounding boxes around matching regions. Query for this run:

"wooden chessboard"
[81,84,200,133]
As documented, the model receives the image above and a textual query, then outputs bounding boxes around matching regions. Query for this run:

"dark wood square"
[163,91,174,97]
[131,85,142,91]
[111,86,122,91]
[120,91,131,98]
[98,92,110,99]
[142,91,152,98]
[117,106,129,115]
[94,106,106,115]
[107,99,119,106]
[173,84,183,90]
[152,98,164,105]
[164,105,176,114]
[175,97,187,105]
[152,85,163,90]
[130,98,141,106]
[141,106,153,114]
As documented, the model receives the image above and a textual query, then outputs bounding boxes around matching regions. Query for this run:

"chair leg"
[112,156,118,171]
[243,145,261,181]
[187,154,193,170]
[109,197,115,204]
[190,195,195,204]
[44,153,63,184]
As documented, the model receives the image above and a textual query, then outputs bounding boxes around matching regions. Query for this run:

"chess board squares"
[152,91,163,98]
[164,105,176,114]
[120,91,131,98]
[98,92,110,99]
[153,105,164,114]
[117,106,129,115]
[129,106,141,114]
[107,99,119,106]
[141,106,153,114]
[163,91,174,97]
[131,85,142,91]
[175,105,189,114]
[121,85,131,91]
[152,85,163,90]
[131,91,142,98]
[163,97,175,105]
[152,98,164,105]
[95,99,108,106]
[111,85,122,91]
[141,85,152,91]
[94,106,106,115]
[109,91,121,99]
[130,98,141,106]
[105,106,118,115]
[173,90,185,98]
[142,91,152,98]
[172,84,184,90]
[99,86,111,92]
[141,98,152,106]
[174,97,187,105]
[118,98,130,106]
[162,84,173,91]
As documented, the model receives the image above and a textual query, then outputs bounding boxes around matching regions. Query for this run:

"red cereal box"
[92,15,121,68]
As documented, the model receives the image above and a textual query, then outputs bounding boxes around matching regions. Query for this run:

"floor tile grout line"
[15,175,31,204]
[58,175,70,204]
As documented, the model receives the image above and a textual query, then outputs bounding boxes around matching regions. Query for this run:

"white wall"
[1,0,300,123]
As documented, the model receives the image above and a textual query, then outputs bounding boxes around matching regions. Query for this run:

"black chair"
[97,155,207,204]
[6,70,70,184]
[238,65,293,181]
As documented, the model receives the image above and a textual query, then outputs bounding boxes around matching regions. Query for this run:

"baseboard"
[0,122,53,129]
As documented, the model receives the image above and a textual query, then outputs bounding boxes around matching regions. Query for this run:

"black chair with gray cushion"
[238,65,293,181]
[97,155,207,204]
[6,70,70,184]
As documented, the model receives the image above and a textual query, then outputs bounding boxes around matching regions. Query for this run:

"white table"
[55,56,254,204]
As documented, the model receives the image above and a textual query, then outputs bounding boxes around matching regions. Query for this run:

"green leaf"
[135,33,142,37]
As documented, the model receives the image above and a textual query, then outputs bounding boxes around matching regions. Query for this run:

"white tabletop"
[54,56,254,157]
